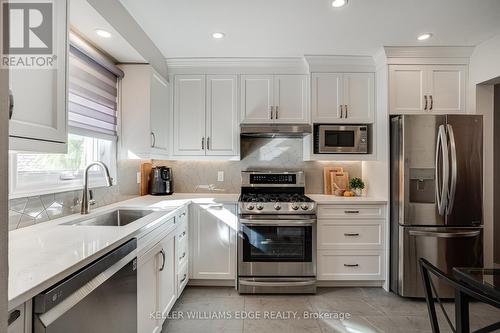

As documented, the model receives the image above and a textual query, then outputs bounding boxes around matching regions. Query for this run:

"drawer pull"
[344,264,359,268]
[180,274,187,283]
[344,210,360,214]
[179,252,186,260]
[8,310,21,326]
[344,233,360,237]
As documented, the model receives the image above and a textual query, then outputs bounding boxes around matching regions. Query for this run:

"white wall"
[469,32,500,266]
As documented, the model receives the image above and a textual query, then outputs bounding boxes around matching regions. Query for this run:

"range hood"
[240,124,312,138]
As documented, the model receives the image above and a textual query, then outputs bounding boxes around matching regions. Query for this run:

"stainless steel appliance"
[150,166,173,195]
[390,115,483,298]
[314,124,369,154]
[34,239,137,333]
[238,171,317,294]
[240,124,312,138]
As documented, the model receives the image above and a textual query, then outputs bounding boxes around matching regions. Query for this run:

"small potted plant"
[349,177,365,196]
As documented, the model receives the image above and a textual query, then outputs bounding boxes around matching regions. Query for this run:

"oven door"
[318,125,366,153]
[238,217,316,277]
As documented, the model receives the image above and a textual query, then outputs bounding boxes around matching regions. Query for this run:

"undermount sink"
[63,209,155,227]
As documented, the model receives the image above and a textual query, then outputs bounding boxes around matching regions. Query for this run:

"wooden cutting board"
[140,162,152,196]
[323,167,346,195]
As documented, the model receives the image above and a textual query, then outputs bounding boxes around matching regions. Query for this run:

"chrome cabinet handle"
[208,204,224,209]
[159,249,166,271]
[206,137,210,150]
[275,106,279,119]
[344,210,360,214]
[201,137,205,150]
[270,106,274,119]
[344,233,360,237]
[9,89,14,120]
[180,274,187,283]
[344,105,348,118]
[430,95,433,111]
[339,105,343,118]
[179,252,186,260]
[151,132,156,148]
[344,264,359,267]
[424,95,428,110]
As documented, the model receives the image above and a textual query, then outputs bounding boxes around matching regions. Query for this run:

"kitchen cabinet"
[190,203,237,280]
[137,224,176,333]
[311,72,374,123]
[316,204,386,282]
[7,300,31,333]
[175,207,189,295]
[240,74,309,124]
[389,65,467,114]
[173,75,239,157]
[120,64,170,159]
[9,0,68,153]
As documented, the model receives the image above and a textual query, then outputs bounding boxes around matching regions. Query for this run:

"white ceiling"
[70,0,145,63]
[120,0,500,58]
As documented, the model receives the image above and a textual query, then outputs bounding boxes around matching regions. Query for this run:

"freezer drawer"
[397,226,483,298]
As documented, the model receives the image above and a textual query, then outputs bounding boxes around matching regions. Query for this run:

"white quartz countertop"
[307,194,387,204]
[8,192,386,310]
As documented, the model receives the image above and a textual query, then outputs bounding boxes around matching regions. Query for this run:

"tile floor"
[161,287,500,333]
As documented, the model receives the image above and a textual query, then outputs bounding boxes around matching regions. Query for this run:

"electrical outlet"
[217,171,224,182]
[136,172,141,184]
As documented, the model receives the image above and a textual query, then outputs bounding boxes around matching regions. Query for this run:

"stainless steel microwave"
[314,125,368,154]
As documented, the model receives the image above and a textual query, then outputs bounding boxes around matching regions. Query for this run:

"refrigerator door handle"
[435,125,449,216]
[446,124,457,215]
[408,230,481,238]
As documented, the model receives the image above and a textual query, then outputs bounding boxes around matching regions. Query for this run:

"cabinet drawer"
[176,207,188,225]
[177,261,189,295]
[318,221,383,250]
[317,250,384,281]
[318,205,385,219]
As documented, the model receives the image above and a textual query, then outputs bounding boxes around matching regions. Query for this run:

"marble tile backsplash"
[154,138,362,194]
[8,186,134,231]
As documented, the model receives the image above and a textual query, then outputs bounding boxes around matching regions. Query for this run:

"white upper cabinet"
[312,73,374,123]
[241,74,309,124]
[173,74,239,158]
[240,75,274,123]
[389,65,466,114]
[206,75,238,156]
[274,75,309,123]
[120,65,170,159]
[9,0,68,153]
[173,75,206,156]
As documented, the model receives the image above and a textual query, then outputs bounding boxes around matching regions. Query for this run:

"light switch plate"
[217,171,224,182]
[136,172,141,184]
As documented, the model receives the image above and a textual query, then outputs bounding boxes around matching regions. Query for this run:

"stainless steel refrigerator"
[390,115,484,298]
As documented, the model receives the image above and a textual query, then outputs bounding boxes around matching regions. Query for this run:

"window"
[9,134,117,198]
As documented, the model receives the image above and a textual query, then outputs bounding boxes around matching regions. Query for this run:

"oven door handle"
[240,219,316,226]
[239,280,316,287]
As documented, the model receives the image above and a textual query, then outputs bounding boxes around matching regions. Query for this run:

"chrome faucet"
[81,161,114,214]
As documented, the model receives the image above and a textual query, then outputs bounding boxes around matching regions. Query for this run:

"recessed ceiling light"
[95,29,112,38]
[212,32,225,39]
[417,33,433,41]
[331,0,348,8]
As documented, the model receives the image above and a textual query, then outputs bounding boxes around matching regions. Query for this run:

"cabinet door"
[274,75,309,123]
[191,204,237,280]
[240,75,273,123]
[206,75,238,156]
[158,235,176,323]
[9,0,68,150]
[311,73,343,122]
[389,65,427,114]
[428,65,466,114]
[343,73,374,123]
[150,72,169,155]
[173,75,206,155]
[137,243,162,333]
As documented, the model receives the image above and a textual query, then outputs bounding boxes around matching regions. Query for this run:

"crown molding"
[383,46,474,65]
[305,55,376,73]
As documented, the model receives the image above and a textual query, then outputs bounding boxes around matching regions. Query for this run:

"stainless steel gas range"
[237,171,317,294]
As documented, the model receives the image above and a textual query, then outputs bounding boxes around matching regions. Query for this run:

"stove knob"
[247,204,255,210]
[301,204,309,211]
[256,203,264,211]
[291,203,300,210]
[274,203,282,211]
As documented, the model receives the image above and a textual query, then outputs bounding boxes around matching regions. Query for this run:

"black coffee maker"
[149,167,173,195]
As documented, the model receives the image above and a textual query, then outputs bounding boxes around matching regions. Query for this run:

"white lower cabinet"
[190,203,237,280]
[175,208,189,294]
[8,300,31,333]
[137,224,176,333]
[317,204,387,282]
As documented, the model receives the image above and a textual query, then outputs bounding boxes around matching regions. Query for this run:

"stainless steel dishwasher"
[33,239,137,333]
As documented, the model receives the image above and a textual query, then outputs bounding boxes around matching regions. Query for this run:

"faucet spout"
[81,161,113,214]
